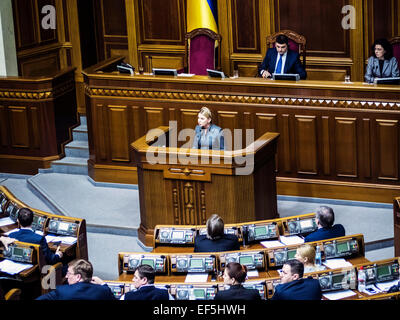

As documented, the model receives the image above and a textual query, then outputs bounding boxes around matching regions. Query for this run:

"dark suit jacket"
[192,124,224,150]
[304,224,345,243]
[124,285,169,300]
[214,284,261,301]
[8,228,61,265]
[272,278,322,300]
[258,48,307,79]
[36,282,116,300]
[194,234,240,253]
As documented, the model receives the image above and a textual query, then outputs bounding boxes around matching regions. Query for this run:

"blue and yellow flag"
[187,0,218,33]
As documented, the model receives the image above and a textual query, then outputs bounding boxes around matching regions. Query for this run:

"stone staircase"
[41,116,89,175]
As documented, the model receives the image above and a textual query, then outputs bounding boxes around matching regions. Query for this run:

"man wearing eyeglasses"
[36,259,116,300]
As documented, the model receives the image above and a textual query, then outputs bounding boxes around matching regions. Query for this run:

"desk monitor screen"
[206,69,225,78]
[287,249,297,260]
[300,219,313,229]
[374,77,400,85]
[141,259,155,268]
[172,231,185,240]
[193,289,206,299]
[7,204,19,222]
[272,73,300,81]
[332,273,345,286]
[239,256,254,266]
[190,259,203,268]
[152,68,178,76]
[376,265,391,279]
[0,193,7,213]
[336,242,350,254]
[255,226,268,237]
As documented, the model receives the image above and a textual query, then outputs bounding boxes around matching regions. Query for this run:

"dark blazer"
[364,56,399,83]
[36,282,116,300]
[8,228,61,265]
[272,278,322,300]
[124,285,169,300]
[192,123,224,150]
[214,284,261,301]
[194,234,240,253]
[304,224,345,243]
[258,48,307,79]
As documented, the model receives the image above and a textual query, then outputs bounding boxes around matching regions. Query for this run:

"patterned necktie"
[275,54,283,74]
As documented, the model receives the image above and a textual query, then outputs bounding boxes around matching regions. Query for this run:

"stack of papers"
[45,235,77,245]
[323,258,353,269]
[323,289,357,300]
[260,240,284,248]
[375,279,399,292]
[185,273,208,283]
[0,259,33,275]
[177,73,195,77]
[0,217,16,227]
[279,235,304,246]
[247,270,259,278]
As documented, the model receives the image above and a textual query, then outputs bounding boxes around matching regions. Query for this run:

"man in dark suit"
[272,259,322,300]
[194,214,240,252]
[36,259,116,300]
[8,207,63,265]
[258,34,307,79]
[122,264,170,300]
[304,206,345,242]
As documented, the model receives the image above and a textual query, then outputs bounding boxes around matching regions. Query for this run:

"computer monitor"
[374,77,400,85]
[272,73,300,81]
[206,69,225,78]
[152,68,178,76]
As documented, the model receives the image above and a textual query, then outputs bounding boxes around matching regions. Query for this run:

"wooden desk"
[84,58,400,203]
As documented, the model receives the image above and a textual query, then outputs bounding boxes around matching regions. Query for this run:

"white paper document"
[46,235,77,245]
[323,289,357,300]
[375,279,399,292]
[279,235,305,246]
[0,259,33,275]
[323,258,353,269]
[185,273,209,283]
[246,270,259,278]
[260,240,284,248]
[177,73,195,77]
[0,217,16,227]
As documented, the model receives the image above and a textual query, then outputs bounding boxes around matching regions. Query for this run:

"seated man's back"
[124,285,169,300]
[304,224,345,243]
[9,208,62,265]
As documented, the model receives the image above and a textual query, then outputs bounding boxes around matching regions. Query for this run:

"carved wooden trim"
[85,85,400,110]
[0,78,75,101]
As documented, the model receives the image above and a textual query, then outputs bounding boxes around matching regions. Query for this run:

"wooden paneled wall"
[10,0,400,112]
[89,0,400,81]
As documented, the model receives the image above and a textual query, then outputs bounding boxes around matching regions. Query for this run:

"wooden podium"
[131,127,280,246]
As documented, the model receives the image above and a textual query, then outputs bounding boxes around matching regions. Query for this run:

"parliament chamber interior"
[0,0,400,304]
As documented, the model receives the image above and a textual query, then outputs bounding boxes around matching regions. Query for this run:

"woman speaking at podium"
[365,38,399,83]
[192,107,224,150]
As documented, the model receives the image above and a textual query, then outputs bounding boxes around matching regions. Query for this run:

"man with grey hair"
[304,206,345,242]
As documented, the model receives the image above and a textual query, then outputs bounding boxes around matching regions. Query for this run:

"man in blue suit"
[258,34,307,79]
[36,259,116,300]
[9,207,63,265]
[304,206,345,242]
[121,264,170,300]
[272,259,321,300]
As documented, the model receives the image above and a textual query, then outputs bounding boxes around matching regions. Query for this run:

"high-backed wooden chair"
[389,36,400,69]
[266,29,307,68]
[184,28,222,75]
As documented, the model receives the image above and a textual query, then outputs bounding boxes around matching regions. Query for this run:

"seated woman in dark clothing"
[194,214,240,252]
[214,262,261,300]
